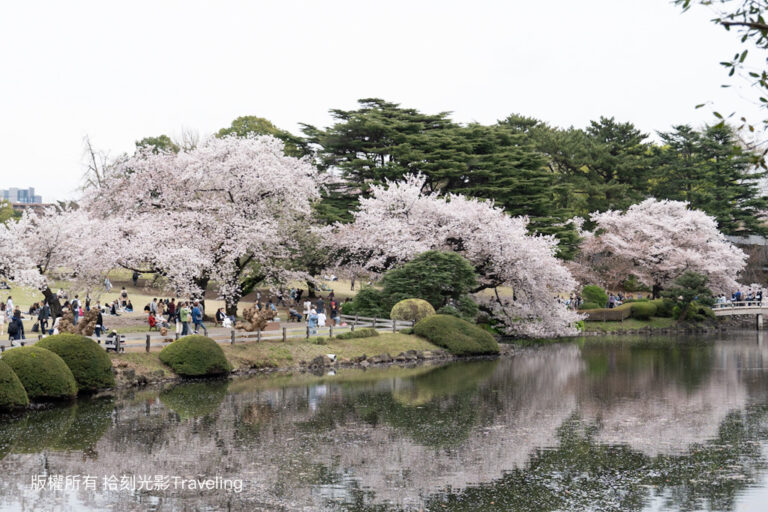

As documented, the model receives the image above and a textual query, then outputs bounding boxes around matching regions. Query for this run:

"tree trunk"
[42,286,62,318]
[193,277,210,320]
[652,283,662,300]
[225,298,239,319]
[307,280,317,298]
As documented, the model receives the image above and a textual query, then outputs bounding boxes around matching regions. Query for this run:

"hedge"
[37,334,115,392]
[652,298,675,318]
[1,347,77,401]
[0,360,29,410]
[414,315,499,356]
[335,328,379,340]
[390,298,435,323]
[159,335,231,377]
[582,285,608,308]
[630,302,657,320]
[582,303,633,322]
[578,302,600,311]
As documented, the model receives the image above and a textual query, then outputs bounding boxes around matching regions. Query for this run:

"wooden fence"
[0,314,414,353]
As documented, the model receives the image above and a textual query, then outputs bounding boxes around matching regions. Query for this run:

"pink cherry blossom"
[330,175,583,338]
[579,198,747,293]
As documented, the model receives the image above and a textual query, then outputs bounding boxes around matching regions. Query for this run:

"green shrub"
[335,328,379,340]
[437,304,462,318]
[341,301,356,315]
[414,315,499,356]
[1,347,77,401]
[582,303,633,322]
[349,287,388,317]
[390,299,436,323]
[582,285,608,308]
[630,302,657,320]
[652,298,675,318]
[0,360,29,410]
[399,327,414,335]
[308,336,328,345]
[578,302,600,310]
[159,335,231,377]
[379,251,478,309]
[37,334,115,392]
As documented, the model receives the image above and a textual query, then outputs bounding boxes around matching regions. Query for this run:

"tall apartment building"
[1,187,42,204]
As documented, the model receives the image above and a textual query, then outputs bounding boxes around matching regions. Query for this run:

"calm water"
[3,333,768,511]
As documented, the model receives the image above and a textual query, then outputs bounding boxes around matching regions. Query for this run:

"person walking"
[149,298,158,316]
[38,301,50,334]
[167,298,176,322]
[179,302,191,336]
[303,298,312,321]
[6,296,13,314]
[104,277,112,292]
[7,309,24,343]
[0,303,5,337]
[191,301,208,335]
[71,295,80,326]
[316,296,325,315]
[308,308,318,336]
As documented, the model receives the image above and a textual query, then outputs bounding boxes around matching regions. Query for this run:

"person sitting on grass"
[288,307,302,322]
[125,300,134,312]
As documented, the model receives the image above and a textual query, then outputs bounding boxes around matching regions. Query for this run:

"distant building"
[1,187,42,204]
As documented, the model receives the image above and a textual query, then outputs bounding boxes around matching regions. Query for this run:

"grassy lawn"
[107,332,441,378]
[583,316,677,332]
[222,332,440,370]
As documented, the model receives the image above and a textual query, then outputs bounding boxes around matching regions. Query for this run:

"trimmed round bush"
[414,315,499,356]
[159,335,231,377]
[1,347,77,401]
[630,302,657,320]
[582,285,608,308]
[37,334,115,392]
[0,360,29,410]
[390,298,436,323]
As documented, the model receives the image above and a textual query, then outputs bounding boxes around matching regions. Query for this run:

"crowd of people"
[715,289,766,306]
[3,282,352,343]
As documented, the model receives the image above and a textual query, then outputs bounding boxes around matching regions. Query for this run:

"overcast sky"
[0,0,763,202]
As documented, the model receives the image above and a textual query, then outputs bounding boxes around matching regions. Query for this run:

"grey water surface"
[3,332,768,511]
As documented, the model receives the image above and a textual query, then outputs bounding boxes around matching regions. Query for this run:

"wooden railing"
[0,314,414,353]
[712,301,767,310]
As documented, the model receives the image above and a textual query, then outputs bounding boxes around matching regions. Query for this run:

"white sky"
[0,0,764,202]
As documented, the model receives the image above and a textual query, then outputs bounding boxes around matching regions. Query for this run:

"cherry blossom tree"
[84,134,321,317]
[0,208,107,317]
[578,198,747,296]
[330,175,583,338]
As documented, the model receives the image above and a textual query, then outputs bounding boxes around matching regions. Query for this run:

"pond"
[3,332,768,511]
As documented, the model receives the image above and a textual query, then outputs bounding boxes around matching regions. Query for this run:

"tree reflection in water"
[1,334,768,511]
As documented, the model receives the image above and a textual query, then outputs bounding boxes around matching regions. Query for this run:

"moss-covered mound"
[390,298,436,323]
[159,335,231,377]
[37,334,115,392]
[1,347,77,401]
[0,360,29,410]
[414,315,499,356]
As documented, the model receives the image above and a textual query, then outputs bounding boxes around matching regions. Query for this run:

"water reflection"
[1,333,768,511]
